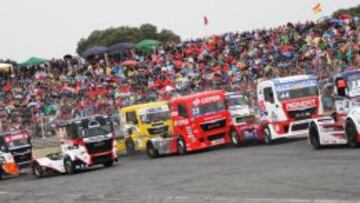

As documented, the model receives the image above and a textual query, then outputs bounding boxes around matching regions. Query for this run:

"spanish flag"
[313,3,322,15]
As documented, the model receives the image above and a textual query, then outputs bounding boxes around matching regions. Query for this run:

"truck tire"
[32,162,44,178]
[146,142,159,159]
[177,137,187,155]
[64,157,76,175]
[345,119,359,148]
[263,125,272,145]
[309,122,321,150]
[230,128,241,147]
[103,160,114,168]
[125,138,135,154]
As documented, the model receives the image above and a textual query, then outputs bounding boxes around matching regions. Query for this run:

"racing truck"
[226,92,264,146]
[32,115,117,177]
[117,101,173,154]
[257,75,323,144]
[146,90,231,158]
[0,131,32,169]
[308,70,360,149]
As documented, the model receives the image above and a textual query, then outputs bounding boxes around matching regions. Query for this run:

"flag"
[313,3,322,15]
[204,16,209,26]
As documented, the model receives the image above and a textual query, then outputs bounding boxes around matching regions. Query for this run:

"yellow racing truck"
[117,101,173,154]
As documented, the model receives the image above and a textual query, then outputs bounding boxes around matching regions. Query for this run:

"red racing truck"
[171,90,231,154]
[146,90,231,158]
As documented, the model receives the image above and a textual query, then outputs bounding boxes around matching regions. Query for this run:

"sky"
[0,0,358,61]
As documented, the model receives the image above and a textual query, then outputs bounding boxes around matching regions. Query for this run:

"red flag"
[204,16,209,26]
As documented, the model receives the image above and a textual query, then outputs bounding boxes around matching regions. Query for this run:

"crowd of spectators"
[0,16,359,136]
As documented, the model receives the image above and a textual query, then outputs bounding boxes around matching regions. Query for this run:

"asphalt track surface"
[2,139,360,203]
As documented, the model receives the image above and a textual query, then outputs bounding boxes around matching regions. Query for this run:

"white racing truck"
[309,70,360,149]
[226,92,264,145]
[257,75,324,144]
[32,115,118,177]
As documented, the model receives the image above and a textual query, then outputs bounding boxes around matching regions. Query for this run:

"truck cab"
[0,131,32,169]
[170,90,231,154]
[332,70,360,147]
[307,70,360,149]
[226,92,263,145]
[257,75,322,143]
[118,102,173,154]
[58,115,117,174]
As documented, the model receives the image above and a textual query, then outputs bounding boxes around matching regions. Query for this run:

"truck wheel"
[32,162,44,178]
[146,142,159,158]
[263,125,272,145]
[125,138,135,154]
[103,160,114,168]
[230,128,241,146]
[177,137,187,155]
[64,157,75,175]
[345,120,359,148]
[309,122,321,150]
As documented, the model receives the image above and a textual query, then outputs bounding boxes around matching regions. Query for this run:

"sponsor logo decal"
[192,95,221,106]
[286,99,316,111]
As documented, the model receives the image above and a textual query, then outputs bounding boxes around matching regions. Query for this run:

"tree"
[333,4,360,18]
[76,24,181,55]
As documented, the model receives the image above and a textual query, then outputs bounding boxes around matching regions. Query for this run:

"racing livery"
[309,70,360,149]
[226,92,264,146]
[0,151,20,179]
[0,131,32,169]
[117,102,173,154]
[257,75,323,144]
[32,115,117,177]
[146,90,231,158]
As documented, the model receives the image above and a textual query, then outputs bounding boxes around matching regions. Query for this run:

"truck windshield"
[345,72,360,92]
[192,101,226,117]
[139,111,170,124]
[227,96,247,107]
[4,134,30,149]
[84,127,110,137]
[276,79,319,101]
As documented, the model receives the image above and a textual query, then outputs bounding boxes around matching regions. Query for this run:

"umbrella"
[121,60,138,66]
[19,57,48,67]
[108,42,135,53]
[136,39,160,52]
[328,18,344,26]
[81,46,108,58]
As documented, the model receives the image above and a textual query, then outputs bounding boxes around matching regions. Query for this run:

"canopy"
[0,63,13,70]
[136,39,160,52]
[108,42,135,53]
[19,57,48,67]
[121,60,138,66]
[81,46,108,58]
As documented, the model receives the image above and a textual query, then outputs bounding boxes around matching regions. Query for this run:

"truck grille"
[200,119,226,131]
[287,107,317,120]
[85,139,112,154]
[148,126,169,135]
[292,122,309,131]
[11,148,32,165]
[208,133,225,141]
[92,155,112,165]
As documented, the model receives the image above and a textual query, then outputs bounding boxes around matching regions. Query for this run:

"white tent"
[0,63,13,72]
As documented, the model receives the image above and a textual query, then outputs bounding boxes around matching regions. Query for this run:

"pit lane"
[1,139,360,203]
